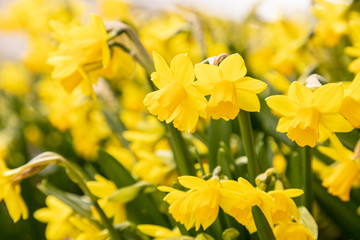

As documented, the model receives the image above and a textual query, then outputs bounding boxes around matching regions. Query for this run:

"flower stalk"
[300,146,313,213]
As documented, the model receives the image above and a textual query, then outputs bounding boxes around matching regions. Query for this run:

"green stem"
[300,146,313,213]
[58,159,121,240]
[166,124,195,176]
[238,110,260,185]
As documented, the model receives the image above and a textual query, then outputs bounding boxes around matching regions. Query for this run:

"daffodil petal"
[194,63,221,95]
[347,73,360,100]
[170,53,194,85]
[276,117,292,132]
[320,114,353,133]
[313,83,343,113]
[236,89,261,112]
[235,77,267,94]
[266,96,299,116]
[179,176,207,190]
[288,82,312,107]
[153,51,173,88]
[219,53,246,81]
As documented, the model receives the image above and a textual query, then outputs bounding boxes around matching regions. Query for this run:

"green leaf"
[222,228,240,240]
[108,181,152,203]
[251,205,276,240]
[97,149,135,187]
[37,180,92,219]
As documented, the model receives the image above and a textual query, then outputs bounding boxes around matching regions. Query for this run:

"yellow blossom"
[340,73,360,128]
[194,53,267,120]
[159,176,221,230]
[219,177,274,233]
[137,224,181,240]
[274,222,315,240]
[69,216,109,240]
[47,14,110,95]
[144,52,207,133]
[86,174,126,224]
[268,189,303,224]
[318,135,360,201]
[266,81,353,147]
[0,62,31,96]
[34,196,79,240]
[0,159,28,222]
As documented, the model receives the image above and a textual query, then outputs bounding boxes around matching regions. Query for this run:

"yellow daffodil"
[345,12,360,73]
[340,73,360,128]
[69,216,109,240]
[0,62,31,96]
[47,14,110,96]
[0,159,28,222]
[274,222,315,240]
[312,0,348,47]
[266,81,353,147]
[86,174,126,224]
[318,135,360,201]
[34,196,79,239]
[219,177,274,233]
[137,224,181,240]
[144,52,207,133]
[159,176,221,230]
[194,53,267,120]
[268,189,303,224]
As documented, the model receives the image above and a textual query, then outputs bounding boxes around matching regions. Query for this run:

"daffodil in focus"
[274,222,315,240]
[318,135,360,201]
[34,196,79,239]
[86,174,126,224]
[159,176,221,230]
[194,53,267,120]
[340,73,360,128]
[144,52,207,133]
[0,159,28,222]
[47,14,110,96]
[137,224,181,240]
[219,177,274,233]
[266,81,353,147]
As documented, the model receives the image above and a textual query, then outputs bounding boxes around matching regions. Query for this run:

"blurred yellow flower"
[86,174,126,224]
[144,52,207,133]
[318,135,360,201]
[137,224,181,240]
[0,62,31,96]
[69,216,108,240]
[219,178,274,233]
[266,82,353,147]
[34,196,79,240]
[159,176,221,230]
[274,222,315,240]
[0,159,28,222]
[47,14,110,96]
[340,73,360,128]
[268,189,303,224]
[194,53,267,120]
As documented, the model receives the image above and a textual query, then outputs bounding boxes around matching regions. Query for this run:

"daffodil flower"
[340,73,360,128]
[274,222,315,240]
[318,135,360,201]
[137,224,181,240]
[159,176,221,230]
[194,53,267,120]
[144,52,207,133]
[266,81,353,147]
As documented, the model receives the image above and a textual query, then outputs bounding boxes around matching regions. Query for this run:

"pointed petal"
[266,96,299,116]
[235,77,267,94]
[236,90,261,112]
[313,83,343,113]
[170,53,194,85]
[219,53,247,81]
[276,117,292,132]
[194,63,221,95]
[320,114,353,133]
[288,82,312,107]
[178,176,207,190]
[347,73,360,100]
[153,51,173,88]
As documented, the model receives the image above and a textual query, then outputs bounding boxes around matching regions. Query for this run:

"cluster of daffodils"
[144,52,267,133]
[0,0,360,240]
